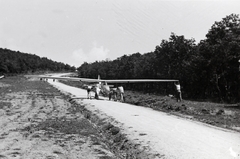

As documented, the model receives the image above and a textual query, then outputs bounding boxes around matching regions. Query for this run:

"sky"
[0,0,240,67]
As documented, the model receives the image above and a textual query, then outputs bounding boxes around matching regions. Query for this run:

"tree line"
[0,48,76,74]
[77,14,240,103]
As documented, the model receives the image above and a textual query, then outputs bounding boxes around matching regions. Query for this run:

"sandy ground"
[47,76,240,159]
[0,77,115,159]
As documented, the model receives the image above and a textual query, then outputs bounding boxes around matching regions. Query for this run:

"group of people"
[86,82,182,102]
[86,85,125,102]
[108,86,124,102]
[86,85,100,99]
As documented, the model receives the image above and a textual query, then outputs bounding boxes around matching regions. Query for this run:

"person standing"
[87,86,92,99]
[174,81,182,102]
[118,86,124,102]
[112,88,118,101]
[109,88,113,100]
[95,87,101,99]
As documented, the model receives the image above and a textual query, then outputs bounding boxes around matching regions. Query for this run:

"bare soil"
[0,76,150,159]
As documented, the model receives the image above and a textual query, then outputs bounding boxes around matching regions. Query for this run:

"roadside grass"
[59,80,240,132]
[0,75,57,94]
[35,117,99,136]
[0,102,12,109]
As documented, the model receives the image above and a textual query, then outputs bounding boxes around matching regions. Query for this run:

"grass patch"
[35,117,98,136]
[0,102,12,109]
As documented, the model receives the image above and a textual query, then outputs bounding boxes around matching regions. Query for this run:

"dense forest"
[77,14,240,103]
[0,48,76,74]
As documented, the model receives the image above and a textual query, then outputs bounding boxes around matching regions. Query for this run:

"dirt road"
[49,78,240,159]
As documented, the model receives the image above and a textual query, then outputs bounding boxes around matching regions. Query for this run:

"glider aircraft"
[26,74,178,102]
[0,75,4,79]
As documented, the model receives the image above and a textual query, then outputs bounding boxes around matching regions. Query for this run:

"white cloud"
[71,44,110,66]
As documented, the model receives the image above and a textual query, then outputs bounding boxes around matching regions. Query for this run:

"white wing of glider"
[25,75,178,83]
[25,75,99,82]
[98,79,178,83]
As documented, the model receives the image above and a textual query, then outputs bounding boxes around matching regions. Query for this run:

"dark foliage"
[77,14,240,103]
[0,48,76,74]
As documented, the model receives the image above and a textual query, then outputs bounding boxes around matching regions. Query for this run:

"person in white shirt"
[174,81,182,102]
[95,87,101,99]
[87,86,92,99]
[118,86,124,102]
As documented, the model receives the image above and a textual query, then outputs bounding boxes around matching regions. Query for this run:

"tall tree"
[154,33,197,96]
[199,14,240,102]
